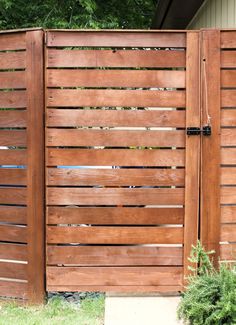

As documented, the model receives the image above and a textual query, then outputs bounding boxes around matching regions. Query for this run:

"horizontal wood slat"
[221,31,236,49]
[47,168,185,187]
[47,187,184,206]
[47,129,185,147]
[221,206,236,223]
[221,51,236,68]
[221,187,236,204]
[221,167,236,185]
[0,33,26,51]
[221,148,236,165]
[221,90,236,107]
[221,129,236,146]
[0,110,27,127]
[221,109,236,126]
[220,244,236,260]
[47,109,186,128]
[0,130,27,146]
[0,168,27,186]
[0,280,28,299]
[46,31,186,48]
[47,89,186,108]
[47,207,184,225]
[0,262,27,280]
[47,226,183,244]
[0,72,26,89]
[0,243,27,261]
[0,225,27,243]
[0,188,27,205]
[47,49,186,68]
[47,246,183,266]
[221,224,236,242]
[0,51,26,70]
[0,206,26,224]
[221,70,236,87]
[47,149,185,166]
[47,70,185,88]
[0,149,27,165]
[47,266,183,286]
[0,91,26,108]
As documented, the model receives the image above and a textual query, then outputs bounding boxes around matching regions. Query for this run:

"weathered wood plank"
[221,187,236,204]
[220,244,236,260]
[0,206,27,224]
[221,109,236,127]
[221,51,236,68]
[0,225,27,243]
[0,262,27,280]
[0,149,26,165]
[0,51,26,69]
[0,72,26,89]
[0,243,27,261]
[0,33,26,51]
[221,70,236,87]
[0,130,27,147]
[222,90,236,107]
[221,224,236,242]
[221,206,236,223]
[0,110,27,127]
[221,31,236,48]
[0,280,28,299]
[221,148,236,165]
[0,91,27,108]
[0,168,27,186]
[0,187,27,205]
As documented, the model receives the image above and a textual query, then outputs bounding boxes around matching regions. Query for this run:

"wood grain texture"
[47,49,186,68]
[46,31,186,48]
[47,129,185,147]
[0,206,27,224]
[47,109,186,128]
[221,148,236,165]
[0,51,26,69]
[220,244,236,260]
[47,89,186,108]
[47,70,185,88]
[0,168,27,186]
[47,226,183,244]
[47,187,184,206]
[221,109,236,127]
[47,168,185,186]
[0,262,27,280]
[47,207,184,225]
[184,32,200,279]
[221,167,236,185]
[221,31,236,48]
[221,51,236,68]
[221,187,236,204]
[0,149,26,165]
[0,32,26,51]
[221,70,236,87]
[200,30,221,261]
[221,206,236,223]
[222,90,236,107]
[26,30,45,304]
[221,224,236,242]
[0,187,27,205]
[0,280,28,299]
[47,148,185,167]
[0,243,27,261]
[221,129,236,146]
[0,110,27,127]
[47,246,183,266]
[0,130,26,146]
[0,225,27,243]
[0,91,26,108]
[0,72,26,89]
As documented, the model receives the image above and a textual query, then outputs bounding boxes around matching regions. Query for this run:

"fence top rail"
[0,27,42,34]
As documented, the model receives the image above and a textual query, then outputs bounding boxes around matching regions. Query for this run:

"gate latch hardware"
[187,126,212,136]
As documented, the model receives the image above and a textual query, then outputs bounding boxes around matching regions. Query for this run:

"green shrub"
[178,241,236,325]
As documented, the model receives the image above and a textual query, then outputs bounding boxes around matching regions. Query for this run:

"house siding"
[188,0,236,29]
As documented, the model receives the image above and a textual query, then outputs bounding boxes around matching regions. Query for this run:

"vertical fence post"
[200,29,221,265]
[184,31,201,280]
[26,30,45,303]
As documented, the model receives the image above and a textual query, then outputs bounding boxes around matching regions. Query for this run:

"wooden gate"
[45,30,200,292]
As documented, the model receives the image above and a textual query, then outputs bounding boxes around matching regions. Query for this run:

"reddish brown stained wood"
[221,109,236,126]
[220,244,236,260]
[221,187,236,204]
[0,51,26,69]
[0,149,27,165]
[221,70,236,87]
[0,187,27,205]
[221,167,236,185]
[46,31,186,48]
[47,148,185,167]
[0,130,27,147]
[0,33,26,51]
[184,32,200,280]
[0,72,26,89]
[26,30,45,304]
[221,148,236,165]
[0,225,27,243]
[0,261,27,280]
[0,91,27,108]
[47,284,183,293]
[221,51,236,68]
[47,129,185,147]
[0,280,28,299]
[221,90,236,107]
[221,129,236,146]
[0,110,27,128]
[47,207,184,225]
[47,109,186,128]
[0,243,27,261]
[47,168,185,187]
[47,89,186,108]
[47,49,186,68]
[0,168,27,186]
[47,187,184,206]
[221,224,236,242]
[0,206,27,224]
[47,266,183,286]
[47,246,183,266]
[47,226,183,244]
[47,70,185,88]
[221,206,236,223]
[221,31,236,48]
[200,30,221,261]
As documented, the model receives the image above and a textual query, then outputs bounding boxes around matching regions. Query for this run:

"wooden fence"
[0,28,235,303]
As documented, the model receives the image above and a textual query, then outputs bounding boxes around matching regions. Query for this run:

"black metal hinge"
[187,126,211,136]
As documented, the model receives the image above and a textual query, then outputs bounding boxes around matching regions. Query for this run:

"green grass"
[0,296,105,325]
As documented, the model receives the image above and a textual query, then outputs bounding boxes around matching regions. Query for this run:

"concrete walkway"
[105,294,183,325]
